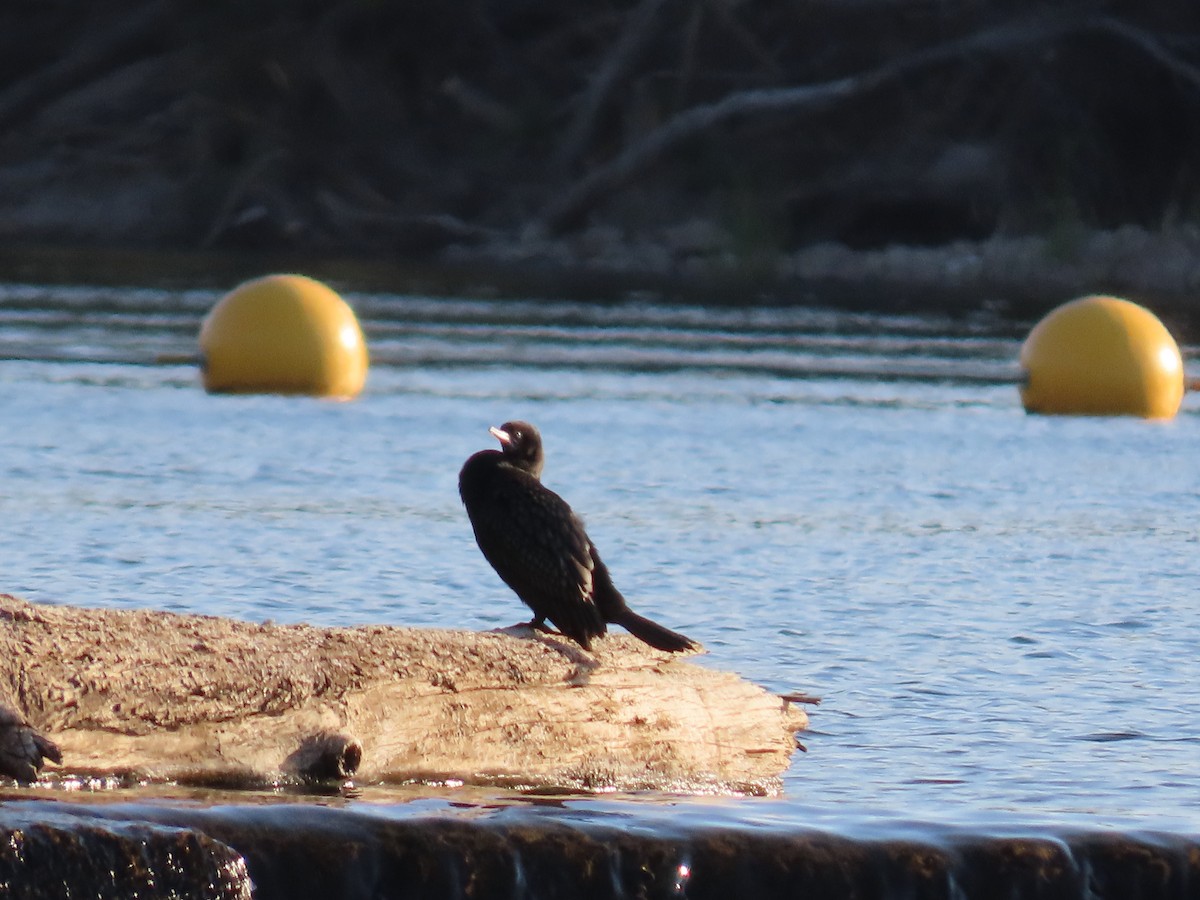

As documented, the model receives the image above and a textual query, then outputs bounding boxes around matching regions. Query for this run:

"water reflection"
[0,281,1025,381]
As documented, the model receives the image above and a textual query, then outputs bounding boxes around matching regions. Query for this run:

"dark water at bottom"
[2,793,1198,899]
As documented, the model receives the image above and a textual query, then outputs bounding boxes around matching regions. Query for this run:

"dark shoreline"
[5,3,1200,347]
[3,225,1200,340]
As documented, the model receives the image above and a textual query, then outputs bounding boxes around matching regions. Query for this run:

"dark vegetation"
[1,1,1199,310]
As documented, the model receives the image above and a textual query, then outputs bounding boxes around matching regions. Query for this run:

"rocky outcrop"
[0,807,252,900]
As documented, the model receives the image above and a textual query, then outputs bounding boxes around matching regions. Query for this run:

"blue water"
[2,282,1199,837]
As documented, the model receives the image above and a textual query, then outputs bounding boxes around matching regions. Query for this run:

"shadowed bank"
[2,4,1200,322]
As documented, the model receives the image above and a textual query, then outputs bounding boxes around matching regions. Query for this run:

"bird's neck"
[504,458,543,480]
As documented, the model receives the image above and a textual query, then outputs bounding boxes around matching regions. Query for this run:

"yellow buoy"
[200,274,368,399]
[1019,295,1183,419]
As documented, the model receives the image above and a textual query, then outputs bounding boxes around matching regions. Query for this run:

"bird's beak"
[489,425,512,447]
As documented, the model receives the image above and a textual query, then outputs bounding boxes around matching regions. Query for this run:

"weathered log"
[0,594,808,794]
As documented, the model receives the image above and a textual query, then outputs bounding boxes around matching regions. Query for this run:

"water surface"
[2,282,1198,838]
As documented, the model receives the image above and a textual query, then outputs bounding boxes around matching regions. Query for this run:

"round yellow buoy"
[1019,295,1183,419]
[199,274,368,399]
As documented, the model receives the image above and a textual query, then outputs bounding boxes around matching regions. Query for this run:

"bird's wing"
[468,471,603,639]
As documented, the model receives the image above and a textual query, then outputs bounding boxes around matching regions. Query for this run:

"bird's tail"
[611,608,700,653]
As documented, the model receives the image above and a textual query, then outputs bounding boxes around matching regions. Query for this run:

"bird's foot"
[526,618,561,637]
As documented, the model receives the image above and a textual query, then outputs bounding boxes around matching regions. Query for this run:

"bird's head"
[490,420,544,478]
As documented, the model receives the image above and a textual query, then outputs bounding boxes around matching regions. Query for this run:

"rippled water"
[2,281,1199,837]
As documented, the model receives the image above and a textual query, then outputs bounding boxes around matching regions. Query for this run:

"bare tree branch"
[0,0,175,131]
[1087,15,1200,93]
[553,0,675,173]
[532,13,1200,236]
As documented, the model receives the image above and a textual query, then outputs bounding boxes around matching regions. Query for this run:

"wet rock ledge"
[0,594,808,793]
[3,799,1198,900]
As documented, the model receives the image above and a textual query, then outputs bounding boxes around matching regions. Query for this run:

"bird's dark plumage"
[459,421,699,653]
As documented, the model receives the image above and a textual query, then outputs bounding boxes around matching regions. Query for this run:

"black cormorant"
[459,421,699,653]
